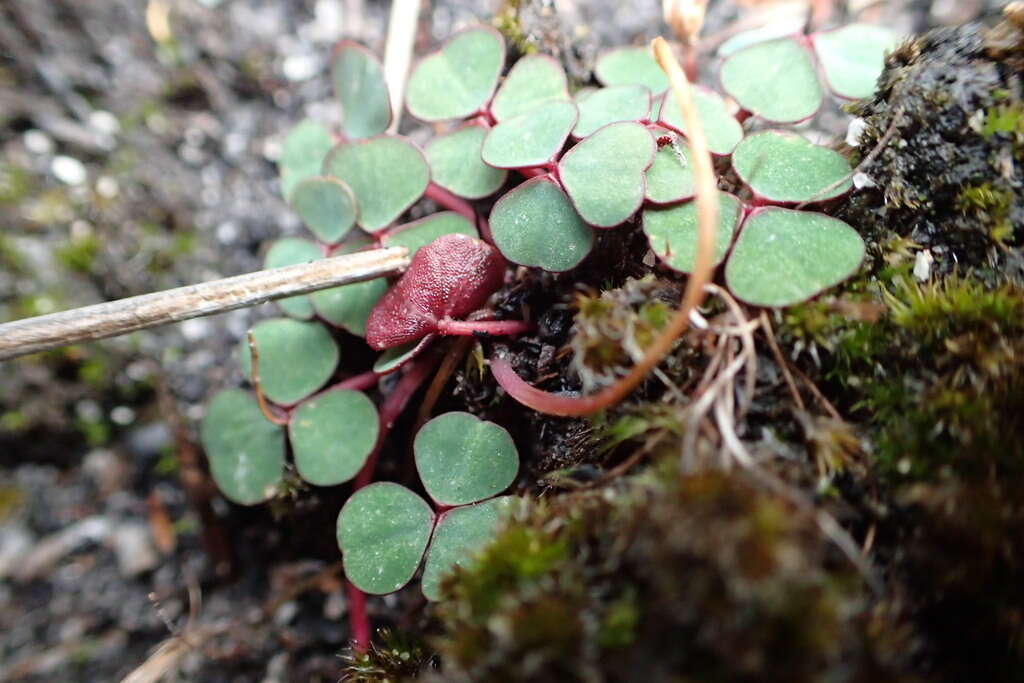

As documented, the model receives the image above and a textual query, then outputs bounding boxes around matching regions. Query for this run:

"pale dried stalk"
[383,0,422,133]
[0,247,410,361]
[663,0,708,45]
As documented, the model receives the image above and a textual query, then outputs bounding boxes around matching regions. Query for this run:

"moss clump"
[843,21,1024,281]
[957,182,1015,244]
[570,276,678,391]
[492,0,536,57]
[340,628,436,681]
[860,276,1024,483]
[56,234,101,273]
[432,464,909,682]
[780,260,1024,681]
[490,0,597,83]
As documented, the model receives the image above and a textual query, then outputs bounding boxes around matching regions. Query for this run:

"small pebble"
[51,156,87,185]
[23,129,54,155]
[914,249,934,282]
[181,318,211,342]
[110,406,136,426]
[853,172,876,189]
[846,117,867,147]
[96,175,119,198]
[0,526,34,580]
[89,110,121,136]
[282,53,319,81]
[111,523,159,578]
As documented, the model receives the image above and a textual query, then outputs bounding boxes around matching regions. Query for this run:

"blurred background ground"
[0,0,1004,680]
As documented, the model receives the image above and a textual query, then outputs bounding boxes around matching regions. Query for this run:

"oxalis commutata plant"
[199,20,897,649]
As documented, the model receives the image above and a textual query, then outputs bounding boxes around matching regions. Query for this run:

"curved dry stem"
[490,37,719,417]
[246,331,290,426]
[759,311,805,412]
[794,108,903,210]
[413,336,473,435]
[705,284,757,422]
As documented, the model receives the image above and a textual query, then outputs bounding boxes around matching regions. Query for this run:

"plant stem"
[490,37,719,417]
[345,579,371,651]
[336,370,381,392]
[517,167,550,179]
[344,355,436,651]
[354,355,438,489]
[246,331,291,425]
[683,42,699,82]
[436,317,532,337]
[424,182,477,221]
[413,337,473,434]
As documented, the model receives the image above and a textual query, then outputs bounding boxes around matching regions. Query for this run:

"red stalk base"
[345,579,371,651]
[436,317,532,337]
[490,356,614,417]
[336,370,380,392]
[424,182,476,222]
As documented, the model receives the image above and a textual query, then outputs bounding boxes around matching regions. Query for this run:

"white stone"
[282,53,319,82]
[89,110,121,136]
[96,176,119,198]
[913,249,934,282]
[23,129,54,155]
[846,117,867,147]
[51,156,87,185]
[112,523,159,578]
[853,172,876,189]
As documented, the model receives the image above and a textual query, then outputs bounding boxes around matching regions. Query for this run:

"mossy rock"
[840,22,1024,282]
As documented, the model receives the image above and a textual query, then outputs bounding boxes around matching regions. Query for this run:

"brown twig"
[795,108,904,210]
[786,357,843,420]
[759,311,806,412]
[413,336,473,434]
[0,247,410,361]
[246,331,290,426]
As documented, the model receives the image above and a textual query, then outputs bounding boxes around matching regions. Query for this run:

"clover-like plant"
[718,23,900,123]
[336,412,518,600]
[200,18,895,648]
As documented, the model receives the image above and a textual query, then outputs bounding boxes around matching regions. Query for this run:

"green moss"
[433,465,908,681]
[591,403,683,455]
[56,234,101,273]
[862,277,1024,482]
[977,101,1024,140]
[0,163,32,205]
[0,235,26,273]
[957,183,1015,243]
[492,0,536,56]
[77,356,110,388]
[75,416,111,447]
[0,411,29,433]
[597,588,639,649]
[340,628,435,681]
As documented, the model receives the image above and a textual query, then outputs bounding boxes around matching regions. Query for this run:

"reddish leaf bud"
[366,234,506,350]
